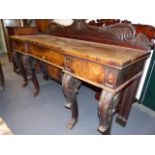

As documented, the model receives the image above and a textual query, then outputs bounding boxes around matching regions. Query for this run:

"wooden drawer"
[28,44,64,68]
[11,40,26,53]
[43,63,62,82]
[64,56,106,85]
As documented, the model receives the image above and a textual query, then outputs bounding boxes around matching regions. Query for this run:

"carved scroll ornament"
[45,19,153,50]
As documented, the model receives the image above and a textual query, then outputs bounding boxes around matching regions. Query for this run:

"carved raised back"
[45,19,153,50]
[89,19,121,26]
[88,19,155,47]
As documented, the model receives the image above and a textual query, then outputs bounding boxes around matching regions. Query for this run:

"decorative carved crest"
[45,19,153,50]
[104,23,136,42]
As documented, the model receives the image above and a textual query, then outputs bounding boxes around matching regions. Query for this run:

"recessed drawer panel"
[43,63,62,82]
[64,56,105,85]
[28,44,64,68]
[11,40,26,53]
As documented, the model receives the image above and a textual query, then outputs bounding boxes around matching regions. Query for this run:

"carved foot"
[97,125,111,135]
[98,90,115,134]
[66,117,77,129]
[65,102,72,109]
[62,73,81,129]
[33,89,40,97]
[31,71,40,97]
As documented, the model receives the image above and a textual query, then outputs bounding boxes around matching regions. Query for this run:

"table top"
[11,34,150,68]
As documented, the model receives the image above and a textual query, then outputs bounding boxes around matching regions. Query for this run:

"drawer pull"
[42,56,46,59]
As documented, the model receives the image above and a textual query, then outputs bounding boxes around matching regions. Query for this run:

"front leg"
[98,90,117,135]
[0,62,4,91]
[62,73,81,129]
[19,54,28,87]
[12,50,21,74]
[26,56,40,97]
[40,62,49,81]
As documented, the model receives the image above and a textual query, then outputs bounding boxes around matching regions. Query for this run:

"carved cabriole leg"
[19,54,28,87]
[98,90,119,134]
[62,73,81,129]
[27,56,40,97]
[12,51,28,87]
[40,62,49,81]
[0,62,4,91]
[12,51,21,74]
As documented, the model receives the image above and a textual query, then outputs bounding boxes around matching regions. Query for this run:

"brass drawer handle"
[42,56,46,59]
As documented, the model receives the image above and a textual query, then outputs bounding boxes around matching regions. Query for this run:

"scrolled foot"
[33,89,39,97]
[62,73,81,130]
[65,102,72,109]
[97,125,111,135]
[66,118,77,129]
[98,90,115,135]
[97,125,108,133]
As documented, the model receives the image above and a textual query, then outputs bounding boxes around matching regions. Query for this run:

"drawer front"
[28,44,64,68]
[11,40,26,53]
[14,27,38,35]
[64,56,106,85]
[43,63,62,82]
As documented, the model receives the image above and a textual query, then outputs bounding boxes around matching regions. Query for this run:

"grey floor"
[0,54,155,135]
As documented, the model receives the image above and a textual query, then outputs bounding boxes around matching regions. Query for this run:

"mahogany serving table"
[10,33,150,134]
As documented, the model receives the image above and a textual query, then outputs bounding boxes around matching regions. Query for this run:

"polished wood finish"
[134,24,155,41]
[7,27,38,35]
[10,36,150,134]
[116,78,140,126]
[35,19,50,33]
[88,19,155,125]
[45,20,152,50]
[0,61,4,91]
[10,20,152,134]
[6,26,38,93]
[6,26,38,62]
[88,19,155,43]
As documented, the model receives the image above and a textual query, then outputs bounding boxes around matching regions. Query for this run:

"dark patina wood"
[0,61,4,91]
[62,73,81,129]
[98,90,120,134]
[7,27,39,96]
[88,19,155,42]
[10,20,152,134]
[88,19,155,126]
[45,20,152,50]
[116,78,140,126]
[5,26,38,62]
